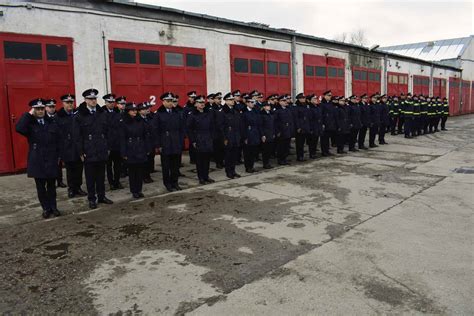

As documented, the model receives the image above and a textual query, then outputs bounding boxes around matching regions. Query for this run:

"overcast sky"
[138,0,472,47]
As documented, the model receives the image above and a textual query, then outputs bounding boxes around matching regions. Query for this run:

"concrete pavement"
[0,115,472,315]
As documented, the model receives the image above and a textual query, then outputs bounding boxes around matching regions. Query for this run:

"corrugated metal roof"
[380,36,472,61]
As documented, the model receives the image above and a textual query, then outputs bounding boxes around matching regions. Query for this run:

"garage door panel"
[1,32,75,173]
[303,54,325,65]
[163,68,185,85]
[46,64,71,83]
[327,57,344,67]
[185,69,206,85]
[279,78,291,93]
[139,68,162,84]
[7,85,44,170]
[5,63,44,83]
[449,78,460,115]
[113,84,143,102]
[45,85,73,103]
[231,45,290,97]
[114,67,139,84]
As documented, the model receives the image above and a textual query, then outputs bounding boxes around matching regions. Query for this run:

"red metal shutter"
[0,32,75,173]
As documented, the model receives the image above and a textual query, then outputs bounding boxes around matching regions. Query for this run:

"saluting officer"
[274,95,294,165]
[56,94,87,198]
[348,95,362,151]
[187,95,216,184]
[294,93,312,161]
[102,93,124,190]
[242,96,262,173]
[260,100,275,169]
[320,90,338,156]
[74,89,113,209]
[218,92,242,179]
[16,98,61,218]
[120,102,148,199]
[153,92,185,192]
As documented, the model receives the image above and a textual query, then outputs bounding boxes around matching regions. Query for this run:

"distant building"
[381,36,473,117]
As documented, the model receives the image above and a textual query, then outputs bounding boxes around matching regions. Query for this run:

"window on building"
[337,68,344,78]
[234,58,248,73]
[328,67,337,78]
[267,61,278,75]
[354,70,360,80]
[315,66,326,77]
[186,53,203,67]
[368,72,375,81]
[250,59,264,74]
[279,62,289,76]
[4,41,42,60]
[165,52,184,66]
[46,44,67,61]
[139,50,160,65]
[114,48,136,64]
[305,65,314,76]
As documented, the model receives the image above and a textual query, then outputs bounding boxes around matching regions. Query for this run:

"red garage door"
[448,77,460,115]
[230,45,290,97]
[471,82,474,113]
[387,72,408,95]
[352,67,381,96]
[304,54,345,96]
[433,78,447,98]
[109,41,206,111]
[413,75,430,96]
[0,32,75,174]
[461,80,471,114]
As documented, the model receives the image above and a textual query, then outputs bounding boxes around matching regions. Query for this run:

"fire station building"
[0,1,471,173]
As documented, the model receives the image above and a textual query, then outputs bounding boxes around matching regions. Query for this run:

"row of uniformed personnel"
[16,88,449,219]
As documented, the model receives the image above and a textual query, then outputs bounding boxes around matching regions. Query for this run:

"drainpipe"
[291,35,297,100]
[102,30,109,94]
